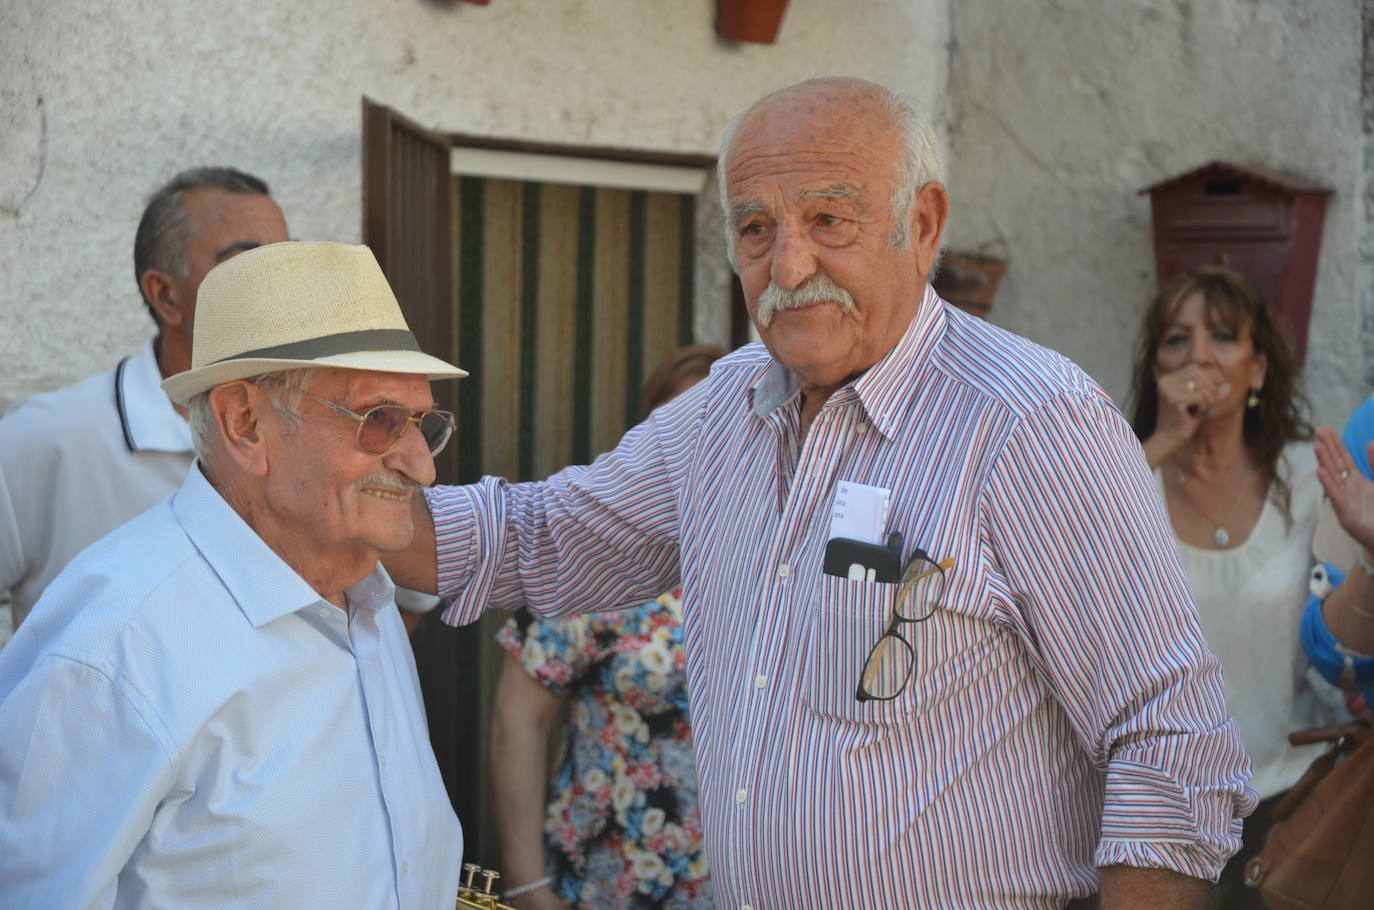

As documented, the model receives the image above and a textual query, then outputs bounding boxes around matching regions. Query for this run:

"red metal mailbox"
[1141,161,1331,365]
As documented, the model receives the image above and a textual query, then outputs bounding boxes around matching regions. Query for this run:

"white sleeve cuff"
[393,587,442,614]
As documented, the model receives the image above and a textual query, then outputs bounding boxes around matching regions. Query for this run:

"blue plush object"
[1303,561,1374,698]
[1341,394,1374,481]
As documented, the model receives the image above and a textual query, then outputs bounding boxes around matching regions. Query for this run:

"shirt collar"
[748,283,947,441]
[117,338,193,454]
[750,355,801,418]
[171,463,397,628]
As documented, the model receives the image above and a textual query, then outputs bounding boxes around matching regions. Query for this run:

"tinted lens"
[355,406,454,455]
[857,632,914,701]
[419,410,455,455]
[893,557,946,622]
[357,406,410,454]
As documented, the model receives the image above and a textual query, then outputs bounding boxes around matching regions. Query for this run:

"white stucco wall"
[6,0,1362,425]
[0,0,949,411]
[946,0,1365,428]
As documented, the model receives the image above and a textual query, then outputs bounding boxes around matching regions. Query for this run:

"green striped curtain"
[443,177,697,485]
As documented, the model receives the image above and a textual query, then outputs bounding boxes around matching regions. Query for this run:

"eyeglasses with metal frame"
[855,551,955,703]
[256,378,455,457]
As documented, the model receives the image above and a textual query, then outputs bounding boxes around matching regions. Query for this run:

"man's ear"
[139,269,186,330]
[912,181,950,279]
[209,382,270,478]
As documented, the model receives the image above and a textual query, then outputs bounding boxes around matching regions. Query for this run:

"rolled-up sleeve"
[982,386,1255,881]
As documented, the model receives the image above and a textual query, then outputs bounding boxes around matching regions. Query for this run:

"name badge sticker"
[828,480,891,545]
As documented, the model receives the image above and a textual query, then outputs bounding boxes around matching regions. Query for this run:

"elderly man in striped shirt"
[390,77,1253,909]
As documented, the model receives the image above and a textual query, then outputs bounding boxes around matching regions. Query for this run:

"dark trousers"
[1211,793,1283,910]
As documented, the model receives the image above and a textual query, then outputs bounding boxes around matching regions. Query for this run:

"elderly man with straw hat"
[0,242,467,909]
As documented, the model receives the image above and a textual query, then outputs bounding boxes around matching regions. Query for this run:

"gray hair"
[716,78,944,267]
[188,367,319,466]
[134,166,272,322]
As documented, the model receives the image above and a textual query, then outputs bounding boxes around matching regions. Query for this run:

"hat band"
[210,328,423,365]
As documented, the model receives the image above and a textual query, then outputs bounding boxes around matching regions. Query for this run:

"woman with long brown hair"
[1130,267,1336,906]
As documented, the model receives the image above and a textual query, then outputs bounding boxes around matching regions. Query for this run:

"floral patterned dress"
[496,591,712,910]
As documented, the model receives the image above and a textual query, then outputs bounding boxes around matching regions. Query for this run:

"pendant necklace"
[1176,466,1252,548]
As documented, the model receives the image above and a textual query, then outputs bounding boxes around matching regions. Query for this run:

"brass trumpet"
[456,862,518,910]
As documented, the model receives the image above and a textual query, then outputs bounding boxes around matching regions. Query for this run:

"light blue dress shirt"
[0,464,462,909]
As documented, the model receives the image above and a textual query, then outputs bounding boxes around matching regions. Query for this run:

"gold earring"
[1247,389,1261,408]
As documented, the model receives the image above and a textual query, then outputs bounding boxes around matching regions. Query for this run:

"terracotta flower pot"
[716,0,789,44]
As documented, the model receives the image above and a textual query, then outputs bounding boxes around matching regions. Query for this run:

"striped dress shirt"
[432,287,1254,909]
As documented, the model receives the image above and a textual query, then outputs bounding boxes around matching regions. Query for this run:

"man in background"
[0,166,287,632]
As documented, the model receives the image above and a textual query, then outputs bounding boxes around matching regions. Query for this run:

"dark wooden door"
[362,97,496,869]
[363,98,707,874]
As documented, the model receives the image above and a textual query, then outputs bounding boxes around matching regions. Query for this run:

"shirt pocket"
[802,573,918,725]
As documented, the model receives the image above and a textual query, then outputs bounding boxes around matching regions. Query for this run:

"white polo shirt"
[0,339,193,630]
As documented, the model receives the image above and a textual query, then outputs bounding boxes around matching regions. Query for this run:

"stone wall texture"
[0,0,948,410]
[946,0,1365,426]
[1,0,1366,430]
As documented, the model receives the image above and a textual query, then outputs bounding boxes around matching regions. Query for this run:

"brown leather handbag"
[1244,721,1374,909]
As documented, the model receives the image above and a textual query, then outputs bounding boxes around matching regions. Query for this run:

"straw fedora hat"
[162,241,466,406]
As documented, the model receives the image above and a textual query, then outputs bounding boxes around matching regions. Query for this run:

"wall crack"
[0,95,47,219]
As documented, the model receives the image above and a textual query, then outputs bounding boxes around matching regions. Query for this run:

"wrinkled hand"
[1315,426,1374,552]
[1153,366,1231,443]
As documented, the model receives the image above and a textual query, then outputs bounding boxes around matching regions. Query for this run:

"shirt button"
[402,861,409,875]
[317,607,330,618]
[754,674,767,689]
[735,788,747,805]
[777,564,790,579]
[743,905,754,910]
[855,422,868,435]
[379,755,387,769]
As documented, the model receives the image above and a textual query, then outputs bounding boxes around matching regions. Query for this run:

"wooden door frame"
[361,99,739,873]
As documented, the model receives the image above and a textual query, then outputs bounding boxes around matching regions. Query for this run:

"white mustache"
[355,471,419,493]
[754,272,855,328]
